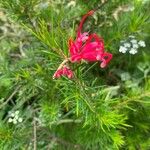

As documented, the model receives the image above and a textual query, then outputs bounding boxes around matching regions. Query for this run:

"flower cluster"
[53,10,113,79]
[119,35,146,55]
[69,10,113,68]
[8,110,23,124]
[53,66,73,79]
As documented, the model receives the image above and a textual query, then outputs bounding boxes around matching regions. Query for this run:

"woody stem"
[55,58,70,72]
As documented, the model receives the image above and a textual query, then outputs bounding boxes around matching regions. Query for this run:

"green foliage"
[0,0,150,149]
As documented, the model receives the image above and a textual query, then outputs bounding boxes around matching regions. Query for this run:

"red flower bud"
[53,66,73,79]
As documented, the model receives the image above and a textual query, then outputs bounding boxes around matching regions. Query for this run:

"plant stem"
[33,116,37,150]
[0,86,21,109]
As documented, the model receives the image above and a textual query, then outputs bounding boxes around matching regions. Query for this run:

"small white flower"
[10,113,15,117]
[132,44,139,49]
[13,119,17,124]
[119,46,128,53]
[18,118,23,123]
[130,39,137,44]
[129,35,135,38]
[124,43,131,48]
[15,111,19,115]
[138,40,146,47]
[8,118,13,123]
[15,115,19,120]
[129,48,138,55]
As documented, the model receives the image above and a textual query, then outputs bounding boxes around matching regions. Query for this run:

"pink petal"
[53,69,63,79]
[86,34,104,48]
[100,53,113,68]
[82,42,100,53]
[100,62,107,68]
[70,54,82,62]
[67,70,74,78]
[53,66,74,79]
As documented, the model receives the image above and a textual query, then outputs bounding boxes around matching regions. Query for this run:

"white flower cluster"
[8,110,23,124]
[119,35,146,55]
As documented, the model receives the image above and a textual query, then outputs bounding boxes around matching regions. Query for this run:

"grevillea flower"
[53,10,113,79]
[69,10,113,68]
[53,66,73,79]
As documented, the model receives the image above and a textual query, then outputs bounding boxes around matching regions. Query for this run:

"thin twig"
[19,41,26,57]
[10,53,22,58]
[56,58,70,71]
[33,116,37,150]
[0,86,21,109]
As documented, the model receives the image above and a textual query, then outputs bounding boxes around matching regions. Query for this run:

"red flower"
[53,66,73,79]
[53,10,113,79]
[69,10,112,68]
